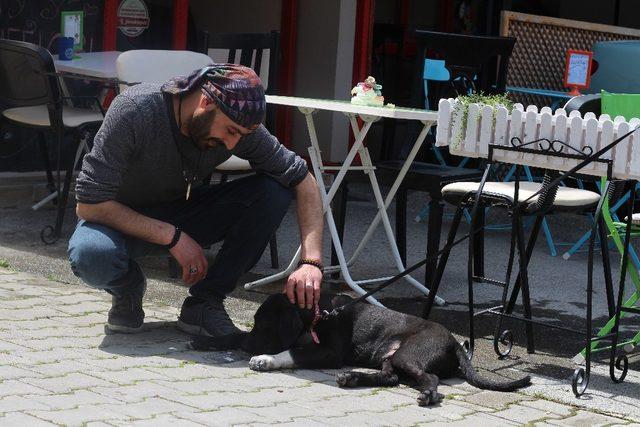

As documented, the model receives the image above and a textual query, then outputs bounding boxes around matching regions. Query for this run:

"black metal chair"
[422,141,614,373]
[0,39,104,243]
[201,31,279,146]
[564,94,602,116]
[334,31,516,283]
[201,31,281,269]
[413,30,516,112]
[384,30,517,275]
[377,162,483,287]
[370,23,406,162]
[201,31,279,98]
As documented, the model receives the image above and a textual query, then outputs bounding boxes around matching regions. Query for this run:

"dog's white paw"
[249,355,277,371]
[417,390,443,406]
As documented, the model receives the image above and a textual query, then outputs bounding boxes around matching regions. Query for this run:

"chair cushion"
[215,155,251,171]
[3,105,103,128]
[441,181,601,208]
[626,213,640,225]
[376,160,483,192]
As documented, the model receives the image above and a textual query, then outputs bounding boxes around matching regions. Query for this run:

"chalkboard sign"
[0,0,103,52]
[563,49,593,93]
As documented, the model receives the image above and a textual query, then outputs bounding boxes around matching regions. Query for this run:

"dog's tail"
[455,345,531,392]
[189,332,248,351]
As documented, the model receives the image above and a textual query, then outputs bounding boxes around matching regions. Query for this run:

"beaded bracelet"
[298,258,324,271]
[162,226,182,250]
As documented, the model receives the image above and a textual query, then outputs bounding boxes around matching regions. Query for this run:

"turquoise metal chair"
[415,59,472,224]
[423,58,470,168]
[423,59,450,110]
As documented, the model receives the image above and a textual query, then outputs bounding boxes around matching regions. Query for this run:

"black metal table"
[377,161,484,287]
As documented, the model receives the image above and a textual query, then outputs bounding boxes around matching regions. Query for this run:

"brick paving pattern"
[0,267,636,426]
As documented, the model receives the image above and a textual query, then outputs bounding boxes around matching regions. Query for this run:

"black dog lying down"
[192,294,530,406]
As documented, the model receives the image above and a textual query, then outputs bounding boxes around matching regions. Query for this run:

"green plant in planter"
[452,92,514,149]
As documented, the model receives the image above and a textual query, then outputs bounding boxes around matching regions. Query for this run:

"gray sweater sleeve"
[231,124,308,187]
[75,94,142,204]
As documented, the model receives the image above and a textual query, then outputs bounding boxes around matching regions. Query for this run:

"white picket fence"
[435,98,640,180]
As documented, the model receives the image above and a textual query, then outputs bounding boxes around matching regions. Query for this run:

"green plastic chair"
[576,90,640,360]
[576,178,640,361]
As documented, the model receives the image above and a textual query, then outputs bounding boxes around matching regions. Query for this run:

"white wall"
[190,0,354,162]
[290,0,356,161]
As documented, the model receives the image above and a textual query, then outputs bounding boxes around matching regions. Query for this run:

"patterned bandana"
[161,64,266,129]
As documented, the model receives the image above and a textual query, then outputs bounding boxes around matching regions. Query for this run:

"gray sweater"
[75,83,308,207]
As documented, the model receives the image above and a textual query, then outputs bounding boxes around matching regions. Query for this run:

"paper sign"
[564,49,593,90]
[60,11,84,51]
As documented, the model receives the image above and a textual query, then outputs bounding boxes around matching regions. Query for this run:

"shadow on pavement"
[94,311,540,398]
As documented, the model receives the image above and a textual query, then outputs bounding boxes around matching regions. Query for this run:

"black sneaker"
[106,293,145,334]
[177,296,242,337]
[105,263,146,334]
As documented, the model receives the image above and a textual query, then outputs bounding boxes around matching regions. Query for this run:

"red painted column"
[103,0,118,51]
[400,0,409,28]
[351,0,375,86]
[101,0,119,108]
[349,0,375,159]
[439,0,454,32]
[400,0,410,56]
[173,0,189,50]
[277,0,298,148]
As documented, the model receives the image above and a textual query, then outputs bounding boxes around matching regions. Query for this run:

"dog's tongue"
[310,329,320,344]
[310,304,321,344]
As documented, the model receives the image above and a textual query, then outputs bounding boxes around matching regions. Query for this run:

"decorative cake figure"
[350,76,385,107]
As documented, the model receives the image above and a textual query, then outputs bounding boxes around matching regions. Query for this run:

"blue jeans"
[68,174,293,302]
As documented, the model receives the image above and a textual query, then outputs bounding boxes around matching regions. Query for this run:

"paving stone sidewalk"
[0,267,637,427]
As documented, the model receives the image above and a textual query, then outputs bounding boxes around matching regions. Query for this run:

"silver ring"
[305,282,313,288]
[189,266,198,275]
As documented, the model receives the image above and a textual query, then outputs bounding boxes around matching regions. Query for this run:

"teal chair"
[423,59,450,110]
[423,59,461,168]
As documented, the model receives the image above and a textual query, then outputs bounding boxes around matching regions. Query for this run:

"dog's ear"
[278,307,304,349]
[265,293,293,308]
[331,294,354,307]
[255,294,291,321]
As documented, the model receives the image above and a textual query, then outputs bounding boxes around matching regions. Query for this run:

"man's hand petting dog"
[190,294,531,407]
[283,263,322,309]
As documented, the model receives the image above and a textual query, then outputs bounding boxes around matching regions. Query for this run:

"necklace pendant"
[186,182,191,200]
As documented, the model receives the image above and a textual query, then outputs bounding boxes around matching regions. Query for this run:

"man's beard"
[189,109,220,151]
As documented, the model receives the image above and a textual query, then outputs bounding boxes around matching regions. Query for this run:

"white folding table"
[53,51,121,82]
[53,51,122,104]
[244,95,445,306]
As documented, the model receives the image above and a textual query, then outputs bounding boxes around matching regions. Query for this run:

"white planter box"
[435,98,640,180]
